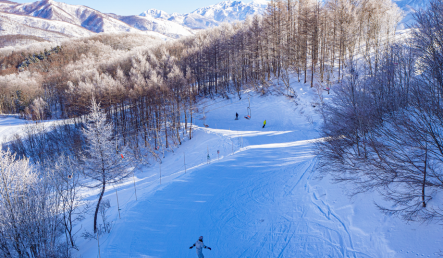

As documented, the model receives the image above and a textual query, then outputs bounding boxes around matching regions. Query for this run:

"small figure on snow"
[189,236,211,258]
[262,120,266,128]
[235,112,239,120]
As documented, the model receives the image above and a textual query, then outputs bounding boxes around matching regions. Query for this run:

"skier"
[189,236,211,258]
[235,112,239,120]
[262,120,266,128]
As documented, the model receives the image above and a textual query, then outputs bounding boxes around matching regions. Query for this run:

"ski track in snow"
[73,90,390,258]
[102,139,363,257]
[2,87,440,257]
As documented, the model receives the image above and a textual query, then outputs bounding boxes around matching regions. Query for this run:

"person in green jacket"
[262,120,266,128]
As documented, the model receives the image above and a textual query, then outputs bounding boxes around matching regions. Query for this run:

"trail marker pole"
[207,145,210,164]
[97,231,101,258]
[113,186,121,219]
[248,97,251,117]
[132,171,137,201]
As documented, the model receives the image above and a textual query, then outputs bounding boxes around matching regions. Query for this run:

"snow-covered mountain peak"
[140,9,170,19]
[189,0,267,24]
[251,0,269,5]
[137,0,267,30]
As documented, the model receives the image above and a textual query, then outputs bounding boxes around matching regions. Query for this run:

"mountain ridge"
[140,0,268,29]
[0,0,433,47]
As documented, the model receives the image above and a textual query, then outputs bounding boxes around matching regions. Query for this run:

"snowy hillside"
[393,0,431,27]
[14,82,432,257]
[112,14,194,39]
[0,0,139,33]
[0,11,93,42]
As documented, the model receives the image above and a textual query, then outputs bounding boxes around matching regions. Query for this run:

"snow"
[393,0,431,27]
[0,12,94,42]
[116,15,194,39]
[0,81,430,256]
[0,0,427,46]
[0,0,140,33]
[1,84,439,257]
[140,0,268,30]
[0,115,68,144]
[140,9,171,20]
[250,0,270,5]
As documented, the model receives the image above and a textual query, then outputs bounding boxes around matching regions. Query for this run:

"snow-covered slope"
[393,0,431,27]
[0,0,17,7]
[63,81,441,257]
[0,11,93,42]
[113,14,194,39]
[0,0,138,33]
[141,0,269,30]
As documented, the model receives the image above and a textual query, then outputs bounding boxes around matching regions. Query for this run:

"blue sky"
[13,0,257,16]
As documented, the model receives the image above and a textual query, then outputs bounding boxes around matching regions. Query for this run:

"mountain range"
[0,0,269,46]
[0,0,433,47]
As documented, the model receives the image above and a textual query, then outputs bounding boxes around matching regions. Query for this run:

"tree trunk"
[94,180,106,233]
[422,144,428,208]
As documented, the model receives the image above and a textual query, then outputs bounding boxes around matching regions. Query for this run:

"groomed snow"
[1,81,441,257]
[74,83,442,257]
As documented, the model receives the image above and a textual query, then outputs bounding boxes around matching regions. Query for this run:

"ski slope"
[0,84,441,257]
[71,84,441,257]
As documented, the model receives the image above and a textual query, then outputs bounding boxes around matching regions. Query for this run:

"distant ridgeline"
[15,46,62,71]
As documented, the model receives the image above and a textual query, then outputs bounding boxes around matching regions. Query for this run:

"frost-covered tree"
[0,149,36,256]
[30,96,48,120]
[52,155,84,249]
[0,149,66,257]
[82,98,130,233]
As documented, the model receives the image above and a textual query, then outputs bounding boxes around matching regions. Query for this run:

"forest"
[1,0,442,256]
